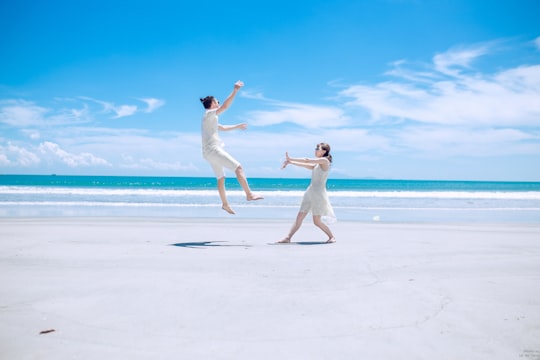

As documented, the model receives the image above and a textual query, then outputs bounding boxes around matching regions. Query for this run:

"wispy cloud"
[80,97,165,118]
[38,141,111,167]
[120,157,197,171]
[139,98,165,113]
[534,36,540,50]
[393,126,540,157]
[0,96,166,129]
[433,44,491,77]
[79,97,137,118]
[112,104,138,118]
[245,97,349,129]
[340,41,540,127]
[0,99,92,127]
[0,100,49,127]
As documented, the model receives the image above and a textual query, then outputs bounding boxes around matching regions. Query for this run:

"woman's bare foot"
[222,205,236,215]
[326,237,336,243]
[247,193,264,201]
[276,236,291,244]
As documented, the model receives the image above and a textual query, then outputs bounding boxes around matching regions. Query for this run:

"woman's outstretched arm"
[216,81,244,115]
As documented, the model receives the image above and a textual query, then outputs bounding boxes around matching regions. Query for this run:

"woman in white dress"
[278,143,336,243]
[200,80,263,215]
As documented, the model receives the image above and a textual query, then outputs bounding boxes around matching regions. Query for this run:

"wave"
[1,186,540,200]
[2,201,540,211]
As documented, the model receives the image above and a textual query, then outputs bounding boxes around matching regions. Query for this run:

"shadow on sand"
[170,241,251,249]
[270,241,332,246]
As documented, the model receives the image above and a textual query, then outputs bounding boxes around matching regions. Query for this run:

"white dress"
[201,109,240,178]
[299,163,336,222]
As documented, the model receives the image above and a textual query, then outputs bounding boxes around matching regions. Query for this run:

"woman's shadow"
[170,241,251,249]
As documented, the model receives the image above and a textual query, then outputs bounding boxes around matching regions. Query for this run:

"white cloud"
[340,43,540,127]
[79,96,165,118]
[21,129,41,140]
[119,152,197,172]
[241,90,350,128]
[130,158,196,171]
[0,99,92,127]
[247,101,350,128]
[0,142,41,166]
[0,153,9,166]
[112,104,138,118]
[240,90,267,101]
[394,126,540,157]
[534,36,540,50]
[79,97,137,118]
[139,98,165,113]
[433,44,490,76]
[38,141,111,167]
[0,100,48,126]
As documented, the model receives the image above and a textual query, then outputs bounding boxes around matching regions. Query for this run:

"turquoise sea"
[1,175,540,223]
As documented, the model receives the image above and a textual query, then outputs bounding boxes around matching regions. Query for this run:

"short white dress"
[299,163,336,223]
[201,109,240,179]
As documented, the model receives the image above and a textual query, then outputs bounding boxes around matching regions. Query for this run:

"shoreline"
[1,218,539,359]
[2,214,540,226]
[2,206,539,223]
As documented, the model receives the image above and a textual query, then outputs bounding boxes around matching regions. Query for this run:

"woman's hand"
[281,152,291,169]
[234,80,244,90]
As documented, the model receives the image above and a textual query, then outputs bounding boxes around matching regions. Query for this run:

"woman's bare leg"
[217,177,235,214]
[235,166,263,201]
[313,215,335,243]
[277,211,308,243]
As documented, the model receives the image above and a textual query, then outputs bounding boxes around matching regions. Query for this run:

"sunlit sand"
[1,218,539,359]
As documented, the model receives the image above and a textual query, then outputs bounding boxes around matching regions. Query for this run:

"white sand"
[1,218,539,360]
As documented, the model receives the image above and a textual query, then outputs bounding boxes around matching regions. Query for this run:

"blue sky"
[1,0,539,180]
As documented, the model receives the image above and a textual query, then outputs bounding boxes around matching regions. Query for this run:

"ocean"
[1,174,540,223]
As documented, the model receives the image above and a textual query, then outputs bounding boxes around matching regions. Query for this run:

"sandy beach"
[1,218,539,360]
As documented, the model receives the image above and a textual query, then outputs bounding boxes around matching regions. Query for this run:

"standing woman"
[278,143,336,243]
[200,80,263,215]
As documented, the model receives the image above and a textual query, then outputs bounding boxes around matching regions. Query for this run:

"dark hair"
[200,96,215,109]
[318,142,333,163]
